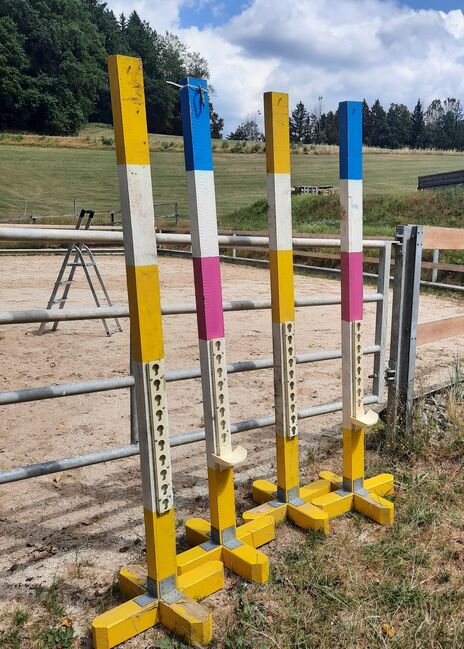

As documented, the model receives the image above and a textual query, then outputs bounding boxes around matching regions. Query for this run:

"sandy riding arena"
[1,254,463,641]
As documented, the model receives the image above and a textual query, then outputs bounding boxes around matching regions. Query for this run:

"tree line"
[1,0,463,150]
[0,0,224,137]
[288,98,464,150]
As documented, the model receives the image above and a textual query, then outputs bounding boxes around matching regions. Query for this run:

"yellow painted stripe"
[207,467,236,533]
[108,55,150,166]
[342,427,364,483]
[144,508,178,582]
[126,264,164,363]
[269,249,295,322]
[276,435,299,493]
[264,92,291,174]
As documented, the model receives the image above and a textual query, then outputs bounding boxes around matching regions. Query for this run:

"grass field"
[2,142,464,222]
[1,385,463,649]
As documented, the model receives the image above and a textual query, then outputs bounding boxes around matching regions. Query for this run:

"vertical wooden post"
[108,53,176,597]
[309,102,394,526]
[179,77,274,583]
[339,101,370,493]
[265,92,300,504]
[92,56,217,649]
[242,92,329,534]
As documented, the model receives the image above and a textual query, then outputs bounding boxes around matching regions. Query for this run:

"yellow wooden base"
[311,470,394,525]
[119,561,224,601]
[242,479,331,534]
[93,560,223,648]
[182,515,275,584]
[243,472,394,531]
[92,591,212,649]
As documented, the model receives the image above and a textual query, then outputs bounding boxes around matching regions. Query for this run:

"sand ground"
[0,254,463,643]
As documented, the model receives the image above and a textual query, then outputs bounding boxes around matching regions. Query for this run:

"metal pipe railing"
[0,376,135,405]
[0,226,387,249]
[0,292,383,325]
[0,227,124,244]
[0,345,379,405]
[0,394,379,484]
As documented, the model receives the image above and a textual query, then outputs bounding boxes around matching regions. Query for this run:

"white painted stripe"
[267,173,292,251]
[187,170,220,258]
[118,164,157,267]
[341,320,354,428]
[340,179,363,253]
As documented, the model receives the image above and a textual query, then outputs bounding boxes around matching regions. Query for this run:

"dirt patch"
[0,254,463,644]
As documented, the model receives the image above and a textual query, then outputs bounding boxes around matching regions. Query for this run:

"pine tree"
[209,100,224,139]
[290,101,309,143]
[411,100,425,148]
[362,99,373,146]
[387,103,412,148]
[370,100,390,148]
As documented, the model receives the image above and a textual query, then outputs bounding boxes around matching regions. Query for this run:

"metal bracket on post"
[145,361,173,514]
[350,321,379,429]
[210,338,247,469]
[281,322,298,438]
[386,225,423,440]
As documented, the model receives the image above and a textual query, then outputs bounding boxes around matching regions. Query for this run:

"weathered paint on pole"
[92,56,220,649]
[308,101,395,527]
[242,92,329,533]
[179,77,275,582]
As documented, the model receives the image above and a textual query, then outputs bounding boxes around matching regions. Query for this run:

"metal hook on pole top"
[167,80,208,106]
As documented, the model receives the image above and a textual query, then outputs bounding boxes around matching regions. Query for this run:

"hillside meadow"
[1,137,464,222]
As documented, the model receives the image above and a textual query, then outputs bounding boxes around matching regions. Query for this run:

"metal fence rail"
[0,395,379,484]
[0,226,387,249]
[0,227,392,485]
[0,292,383,325]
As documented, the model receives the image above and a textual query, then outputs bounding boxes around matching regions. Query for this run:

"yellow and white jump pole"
[242,92,329,533]
[308,101,395,524]
[92,56,224,649]
[174,77,275,585]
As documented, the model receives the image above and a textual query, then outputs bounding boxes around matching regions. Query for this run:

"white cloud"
[107,0,181,32]
[106,0,464,133]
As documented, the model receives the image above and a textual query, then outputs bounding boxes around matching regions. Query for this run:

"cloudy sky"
[106,0,464,133]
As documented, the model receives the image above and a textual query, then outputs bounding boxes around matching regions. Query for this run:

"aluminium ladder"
[37,209,122,336]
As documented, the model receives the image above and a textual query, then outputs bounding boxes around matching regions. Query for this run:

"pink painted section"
[193,256,225,340]
[341,252,363,322]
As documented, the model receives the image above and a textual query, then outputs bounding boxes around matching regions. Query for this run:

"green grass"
[223,186,464,236]
[212,393,464,649]
[2,143,464,222]
[1,386,463,648]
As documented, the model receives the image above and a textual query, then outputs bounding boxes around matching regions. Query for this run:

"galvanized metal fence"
[0,225,392,484]
[386,224,464,437]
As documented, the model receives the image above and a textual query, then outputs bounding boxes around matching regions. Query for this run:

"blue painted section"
[339,101,362,180]
[180,77,213,172]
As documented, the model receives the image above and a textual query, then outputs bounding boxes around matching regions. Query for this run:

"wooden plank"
[421,260,464,273]
[417,314,464,345]
[423,226,464,250]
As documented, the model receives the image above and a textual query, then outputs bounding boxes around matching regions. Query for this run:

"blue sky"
[108,0,464,133]
[178,1,249,28]
[404,1,462,9]
[177,0,462,28]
